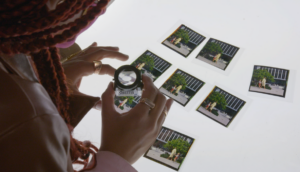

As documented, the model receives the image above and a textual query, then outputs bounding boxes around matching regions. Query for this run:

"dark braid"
[0,0,110,170]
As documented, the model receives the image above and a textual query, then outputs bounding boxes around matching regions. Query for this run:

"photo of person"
[114,96,141,113]
[162,24,206,57]
[249,65,289,97]
[197,86,246,127]
[144,127,195,171]
[196,38,240,70]
[131,50,172,82]
[159,69,205,107]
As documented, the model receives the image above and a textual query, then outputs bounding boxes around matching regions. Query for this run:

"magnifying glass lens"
[118,70,137,86]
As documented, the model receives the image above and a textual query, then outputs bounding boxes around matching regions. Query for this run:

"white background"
[74,0,300,171]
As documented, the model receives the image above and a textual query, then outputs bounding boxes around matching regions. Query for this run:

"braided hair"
[0,0,109,171]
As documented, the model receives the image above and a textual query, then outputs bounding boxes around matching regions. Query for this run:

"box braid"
[0,0,109,171]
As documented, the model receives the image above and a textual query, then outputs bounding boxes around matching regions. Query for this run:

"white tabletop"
[74,0,300,171]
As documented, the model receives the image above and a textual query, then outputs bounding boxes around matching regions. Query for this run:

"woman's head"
[0,0,109,168]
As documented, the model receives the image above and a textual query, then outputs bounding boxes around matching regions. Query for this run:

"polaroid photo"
[144,126,195,171]
[195,38,239,70]
[114,96,141,113]
[196,86,246,127]
[159,69,205,107]
[162,24,206,58]
[248,65,289,98]
[131,50,172,82]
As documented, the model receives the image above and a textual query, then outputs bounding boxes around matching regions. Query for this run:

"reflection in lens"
[118,70,137,86]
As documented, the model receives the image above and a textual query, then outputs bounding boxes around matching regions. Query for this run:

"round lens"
[118,70,137,86]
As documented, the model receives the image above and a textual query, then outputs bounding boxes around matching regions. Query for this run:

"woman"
[213,53,221,62]
[0,1,173,171]
[205,102,211,110]
[209,102,217,112]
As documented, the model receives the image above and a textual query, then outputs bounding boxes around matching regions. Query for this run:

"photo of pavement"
[196,55,227,70]
[198,106,230,125]
[114,104,132,113]
[159,87,189,105]
[249,85,284,96]
[163,40,190,56]
[146,149,180,169]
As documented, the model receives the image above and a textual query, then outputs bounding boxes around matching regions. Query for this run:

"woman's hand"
[62,42,129,108]
[100,75,174,164]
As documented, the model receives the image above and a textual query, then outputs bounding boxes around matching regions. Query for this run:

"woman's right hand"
[99,75,174,164]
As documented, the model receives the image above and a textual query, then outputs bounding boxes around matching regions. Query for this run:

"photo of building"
[144,127,194,171]
[196,38,239,70]
[162,24,206,57]
[249,65,289,97]
[131,50,171,82]
[159,69,205,106]
[197,86,246,127]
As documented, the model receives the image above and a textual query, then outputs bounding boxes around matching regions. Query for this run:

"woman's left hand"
[62,42,129,110]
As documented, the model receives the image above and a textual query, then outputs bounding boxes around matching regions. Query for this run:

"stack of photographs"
[249,65,289,97]
[159,69,205,107]
[144,127,194,171]
[196,86,246,127]
[195,38,239,70]
[162,24,206,57]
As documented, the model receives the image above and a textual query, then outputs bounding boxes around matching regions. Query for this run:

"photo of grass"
[197,86,246,127]
[249,65,289,97]
[196,38,239,70]
[162,24,206,57]
[144,127,194,171]
[159,69,205,107]
[131,50,172,82]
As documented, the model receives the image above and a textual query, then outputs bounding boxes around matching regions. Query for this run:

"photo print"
[249,65,289,97]
[196,38,239,70]
[159,69,205,107]
[114,96,141,113]
[144,127,194,171]
[131,50,172,82]
[162,24,206,57]
[197,86,246,127]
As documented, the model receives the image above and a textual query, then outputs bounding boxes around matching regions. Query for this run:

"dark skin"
[63,42,174,164]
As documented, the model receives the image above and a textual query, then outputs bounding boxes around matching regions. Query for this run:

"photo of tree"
[159,69,205,107]
[114,96,137,113]
[162,24,206,57]
[144,127,194,171]
[131,50,172,82]
[249,65,289,97]
[197,86,246,127]
[196,38,239,70]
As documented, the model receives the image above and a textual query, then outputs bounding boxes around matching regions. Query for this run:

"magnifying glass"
[114,65,143,97]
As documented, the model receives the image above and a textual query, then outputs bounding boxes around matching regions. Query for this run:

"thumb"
[101,82,118,116]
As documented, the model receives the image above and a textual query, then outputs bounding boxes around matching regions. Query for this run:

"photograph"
[159,69,205,107]
[195,38,239,70]
[197,86,246,127]
[162,24,206,57]
[249,65,289,97]
[131,50,172,82]
[144,127,194,171]
[114,96,141,113]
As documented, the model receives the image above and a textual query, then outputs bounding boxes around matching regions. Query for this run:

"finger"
[157,99,174,129]
[79,61,116,77]
[131,74,158,115]
[101,82,118,116]
[149,92,166,121]
[93,100,102,111]
[83,49,129,62]
[98,64,116,77]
